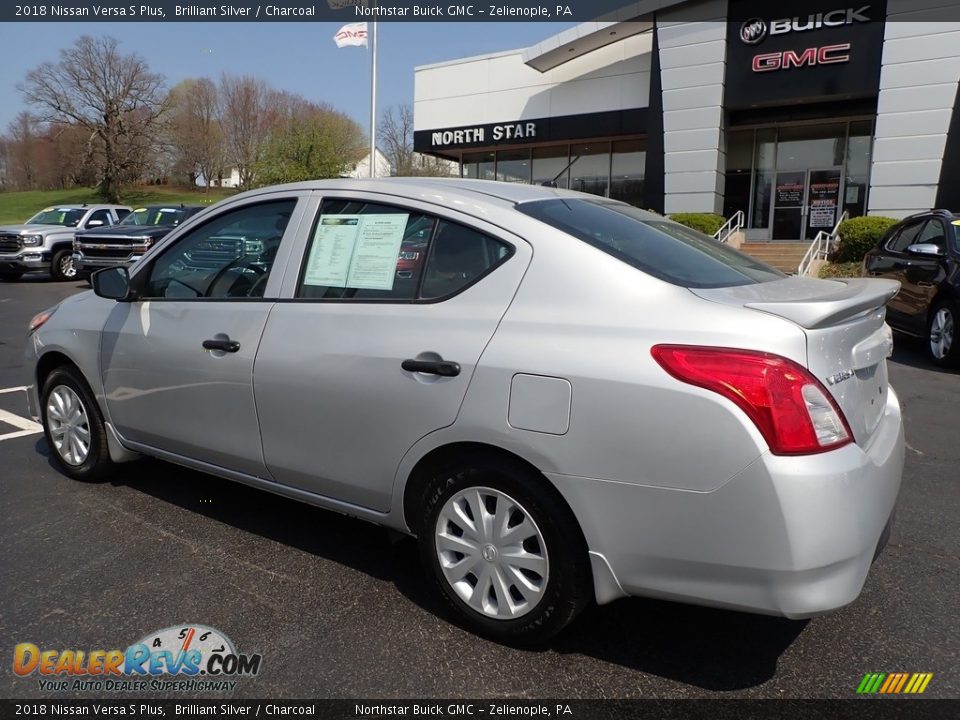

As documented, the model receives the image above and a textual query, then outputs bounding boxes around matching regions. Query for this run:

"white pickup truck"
[0,204,131,281]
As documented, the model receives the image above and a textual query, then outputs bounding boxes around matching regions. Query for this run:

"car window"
[954,220,960,251]
[27,208,85,227]
[297,200,437,301]
[517,198,783,289]
[144,199,295,300]
[420,221,512,299]
[885,220,926,253]
[913,219,947,251]
[86,209,113,227]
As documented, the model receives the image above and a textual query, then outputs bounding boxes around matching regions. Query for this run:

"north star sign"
[431,122,539,147]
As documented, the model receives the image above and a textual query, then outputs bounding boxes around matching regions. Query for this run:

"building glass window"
[532,145,570,189]
[775,124,846,170]
[724,130,753,220]
[751,128,776,229]
[844,120,873,219]
[496,149,531,183]
[610,140,646,207]
[462,151,495,180]
[569,142,611,198]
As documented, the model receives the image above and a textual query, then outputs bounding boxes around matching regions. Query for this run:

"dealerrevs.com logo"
[13,625,262,692]
[739,5,872,45]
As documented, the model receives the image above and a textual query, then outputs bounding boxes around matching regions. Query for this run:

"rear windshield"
[517,199,785,288]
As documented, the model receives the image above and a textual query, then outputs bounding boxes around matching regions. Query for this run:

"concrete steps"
[738,242,811,274]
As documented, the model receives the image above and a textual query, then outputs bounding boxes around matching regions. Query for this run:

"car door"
[869,218,927,327]
[899,218,949,333]
[100,193,309,477]
[253,192,532,512]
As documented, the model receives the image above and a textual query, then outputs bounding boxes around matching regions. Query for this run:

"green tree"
[253,102,364,186]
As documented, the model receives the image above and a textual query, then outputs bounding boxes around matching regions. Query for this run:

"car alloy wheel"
[40,365,115,481]
[59,254,77,278]
[46,384,91,466]
[929,306,954,361]
[435,486,549,620]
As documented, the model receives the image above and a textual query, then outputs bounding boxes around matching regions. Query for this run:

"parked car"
[73,205,205,275]
[863,209,959,367]
[25,179,904,643]
[0,204,131,281]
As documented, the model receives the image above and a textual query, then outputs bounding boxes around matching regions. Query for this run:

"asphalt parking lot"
[1,275,957,700]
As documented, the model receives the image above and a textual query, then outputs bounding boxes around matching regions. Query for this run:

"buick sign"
[740,6,872,45]
[740,18,768,45]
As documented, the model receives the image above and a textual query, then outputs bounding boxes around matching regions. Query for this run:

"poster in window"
[304,213,409,290]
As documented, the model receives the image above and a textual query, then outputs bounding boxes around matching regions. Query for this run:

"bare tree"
[219,74,275,189]
[19,35,167,202]
[168,78,225,190]
[378,103,454,177]
[6,112,42,190]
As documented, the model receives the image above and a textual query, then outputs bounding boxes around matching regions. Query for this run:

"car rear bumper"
[548,386,905,618]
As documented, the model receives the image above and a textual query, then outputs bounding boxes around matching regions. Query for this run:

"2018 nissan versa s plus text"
[25,179,904,643]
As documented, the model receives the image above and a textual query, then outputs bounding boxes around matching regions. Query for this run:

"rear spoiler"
[743,279,900,329]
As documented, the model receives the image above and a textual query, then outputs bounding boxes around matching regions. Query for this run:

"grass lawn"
[0,186,237,225]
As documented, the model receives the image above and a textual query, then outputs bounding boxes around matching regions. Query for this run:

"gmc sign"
[752,43,852,72]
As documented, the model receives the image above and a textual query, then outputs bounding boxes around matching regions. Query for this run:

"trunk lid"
[692,277,900,446]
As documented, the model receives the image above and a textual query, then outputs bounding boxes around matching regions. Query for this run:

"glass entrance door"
[770,168,844,240]
[771,171,805,240]
[805,168,844,240]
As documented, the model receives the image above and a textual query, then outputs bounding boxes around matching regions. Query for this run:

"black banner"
[1,700,958,720]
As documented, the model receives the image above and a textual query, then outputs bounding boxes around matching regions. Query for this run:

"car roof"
[227,177,665,220]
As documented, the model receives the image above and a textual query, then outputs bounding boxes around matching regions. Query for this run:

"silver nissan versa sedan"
[25,179,904,643]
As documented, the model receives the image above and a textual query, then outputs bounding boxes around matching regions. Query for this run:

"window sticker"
[304,213,409,290]
[953,220,960,226]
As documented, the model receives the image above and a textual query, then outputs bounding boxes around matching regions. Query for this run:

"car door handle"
[402,359,461,377]
[203,338,241,353]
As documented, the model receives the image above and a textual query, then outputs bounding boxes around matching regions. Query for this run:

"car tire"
[41,366,114,482]
[417,453,592,644]
[927,299,959,368]
[50,249,77,281]
[0,271,23,281]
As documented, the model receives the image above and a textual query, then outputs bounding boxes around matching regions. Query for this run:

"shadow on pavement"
[33,437,807,693]
[889,331,960,375]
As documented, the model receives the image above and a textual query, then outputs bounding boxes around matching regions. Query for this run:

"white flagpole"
[369,16,378,178]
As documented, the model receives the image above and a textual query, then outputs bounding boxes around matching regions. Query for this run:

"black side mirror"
[91,267,132,301]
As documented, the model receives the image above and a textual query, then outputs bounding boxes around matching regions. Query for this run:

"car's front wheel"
[50,249,77,281]
[927,299,959,368]
[417,454,592,644]
[41,366,114,481]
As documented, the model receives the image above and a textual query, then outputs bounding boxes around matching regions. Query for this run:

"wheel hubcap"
[435,486,549,620]
[46,385,91,466]
[60,255,76,278]
[930,308,954,360]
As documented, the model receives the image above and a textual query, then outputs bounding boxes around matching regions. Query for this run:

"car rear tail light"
[651,345,852,455]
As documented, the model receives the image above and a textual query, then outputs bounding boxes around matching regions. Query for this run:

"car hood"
[0,224,69,235]
[76,225,174,238]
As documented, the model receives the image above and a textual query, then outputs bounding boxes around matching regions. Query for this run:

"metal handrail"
[798,210,850,277]
[714,210,745,244]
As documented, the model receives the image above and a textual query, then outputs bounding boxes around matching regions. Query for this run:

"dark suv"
[863,209,959,367]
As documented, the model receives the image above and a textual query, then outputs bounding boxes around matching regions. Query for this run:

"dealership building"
[413,0,960,242]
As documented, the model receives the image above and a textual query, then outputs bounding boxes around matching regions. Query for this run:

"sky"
[0,21,578,136]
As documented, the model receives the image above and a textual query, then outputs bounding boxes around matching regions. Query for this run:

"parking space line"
[0,386,28,394]
[0,406,42,441]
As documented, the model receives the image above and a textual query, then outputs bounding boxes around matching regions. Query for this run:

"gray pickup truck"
[0,204,131,281]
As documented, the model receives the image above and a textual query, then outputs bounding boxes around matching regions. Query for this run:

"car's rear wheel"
[927,299,958,368]
[0,271,23,281]
[50,249,77,281]
[41,366,114,481]
[417,454,592,644]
